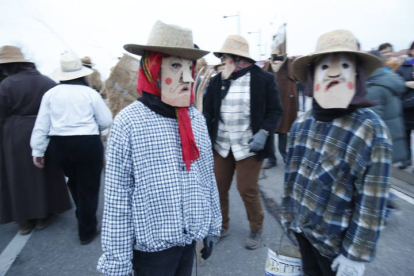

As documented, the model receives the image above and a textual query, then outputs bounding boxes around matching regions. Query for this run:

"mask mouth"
[326,80,341,91]
[178,85,190,94]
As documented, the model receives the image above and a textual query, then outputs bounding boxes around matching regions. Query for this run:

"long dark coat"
[262,59,298,134]
[0,68,71,224]
[396,60,414,130]
[203,65,284,161]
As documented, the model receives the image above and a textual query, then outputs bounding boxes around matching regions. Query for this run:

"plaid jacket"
[282,108,392,262]
[98,102,221,276]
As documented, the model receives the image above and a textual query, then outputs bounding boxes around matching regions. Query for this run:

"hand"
[406,81,414,89]
[249,129,268,152]
[331,254,365,276]
[201,236,216,260]
[33,156,45,169]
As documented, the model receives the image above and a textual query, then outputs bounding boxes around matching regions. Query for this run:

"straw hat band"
[62,67,83,72]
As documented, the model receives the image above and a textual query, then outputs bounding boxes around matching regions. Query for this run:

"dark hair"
[409,41,414,57]
[368,50,384,65]
[60,77,89,86]
[378,43,393,51]
[0,62,35,76]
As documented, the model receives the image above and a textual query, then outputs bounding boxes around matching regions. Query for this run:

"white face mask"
[313,53,356,109]
[221,54,236,80]
[161,56,194,107]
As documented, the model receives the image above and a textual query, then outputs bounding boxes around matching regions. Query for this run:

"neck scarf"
[137,51,199,171]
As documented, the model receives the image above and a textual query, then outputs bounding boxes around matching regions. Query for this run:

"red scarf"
[137,52,199,171]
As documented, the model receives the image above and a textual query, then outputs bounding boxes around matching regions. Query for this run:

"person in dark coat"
[0,46,71,235]
[396,41,414,170]
[262,53,298,168]
[204,35,283,249]
[366,51,408,163]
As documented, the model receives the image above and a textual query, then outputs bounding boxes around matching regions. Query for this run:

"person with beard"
[204,35,283,249]
[262,48,298,169]
[282,30,392,276]
[98,21,221,276]
[0,46,71,234]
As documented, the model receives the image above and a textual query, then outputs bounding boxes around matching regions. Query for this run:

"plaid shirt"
[214,72,255,161]
[282,108,392,262]
[97,102,221,276]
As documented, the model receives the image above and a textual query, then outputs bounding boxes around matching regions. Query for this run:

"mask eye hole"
[321,64,328,70]
[171,63,182,70]
[342,63,349,69]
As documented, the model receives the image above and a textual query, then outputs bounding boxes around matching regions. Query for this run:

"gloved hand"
[201,236,216,260]
[331,254,365,276]
[249,129,268,152]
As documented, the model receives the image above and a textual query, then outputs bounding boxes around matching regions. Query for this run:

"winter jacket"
[396,60,414,129]
[366,67,408,162]
[203,65,284,161]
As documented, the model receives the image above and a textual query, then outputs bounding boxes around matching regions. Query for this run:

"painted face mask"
[313,53,356,109]
[271,55,285,73]
[161,56,194,107]
[221,54,236,80]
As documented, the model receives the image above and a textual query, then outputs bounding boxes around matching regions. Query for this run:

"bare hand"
[406,81,414,89]
[33,156,45,169]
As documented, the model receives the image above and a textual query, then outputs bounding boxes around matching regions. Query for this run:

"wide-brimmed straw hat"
[0,45,30,64]
[124,21,209,60]
[53,52,93,81]
[292,30,382,84]
[214,35,255,62]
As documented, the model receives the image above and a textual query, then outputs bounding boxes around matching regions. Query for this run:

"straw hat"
[81,56,94,66]
[124,21,209,60]
[0,46,30,64]
[292,30,382,84]
[214,35,255,62]
[53,52,93,81]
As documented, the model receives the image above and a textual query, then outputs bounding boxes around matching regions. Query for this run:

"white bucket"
[265,246,302,276]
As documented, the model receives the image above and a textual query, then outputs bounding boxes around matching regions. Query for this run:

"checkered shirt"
[214,72,255,161]
[282,108,392,262]
[97,101,221,276]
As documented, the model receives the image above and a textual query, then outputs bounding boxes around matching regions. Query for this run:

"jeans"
[132,241,196,276]
[48,135,103,241]
[294,233,336,276]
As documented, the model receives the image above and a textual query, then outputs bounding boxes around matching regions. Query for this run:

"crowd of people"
[0,19,413,276]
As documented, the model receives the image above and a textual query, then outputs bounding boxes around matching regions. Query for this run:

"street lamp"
[223,11,240,35]
[248,29,262,60]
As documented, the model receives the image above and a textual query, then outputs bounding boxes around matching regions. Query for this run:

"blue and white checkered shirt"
[97,101,221,276]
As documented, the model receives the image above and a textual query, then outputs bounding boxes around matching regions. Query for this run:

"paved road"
[1,144,414,275]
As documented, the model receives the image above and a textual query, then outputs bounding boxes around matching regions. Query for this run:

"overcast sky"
[1,0,413,80]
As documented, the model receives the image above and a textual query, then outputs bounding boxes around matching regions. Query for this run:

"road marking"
[0,232,32,276]
[391,188,414,205]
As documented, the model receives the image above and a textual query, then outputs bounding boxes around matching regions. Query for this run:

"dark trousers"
[132,242,196,276]
[48,135,103,241]
[268,133,287,165]
[294,233,336,276]
[406,129,412,163]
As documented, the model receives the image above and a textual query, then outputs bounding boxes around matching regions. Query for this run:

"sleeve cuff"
[32,149,45,157]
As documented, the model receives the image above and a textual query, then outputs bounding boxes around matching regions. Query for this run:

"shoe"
[398,160,412,170]
[220,227,230,238]
[80,228,101,245]
[385,200,402,219]
[263,160,277,169]
[245,231,262,250]
[19,220,35,235]
[35,214,56,230]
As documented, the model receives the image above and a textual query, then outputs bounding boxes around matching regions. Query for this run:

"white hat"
[53,52,93,81]
[292,30,382,84]
[214,35,255,62]
[124,20,209,60]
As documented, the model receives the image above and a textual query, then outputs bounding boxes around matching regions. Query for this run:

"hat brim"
[213,50,256,63]
[124,44,209,60]
[53,66,93,81]
[292,50,382,84]
[0,58,31,64]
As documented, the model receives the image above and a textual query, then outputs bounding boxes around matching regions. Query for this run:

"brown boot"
[19,220,35,235]
[245,231,262,250]
[35,214,56,230]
